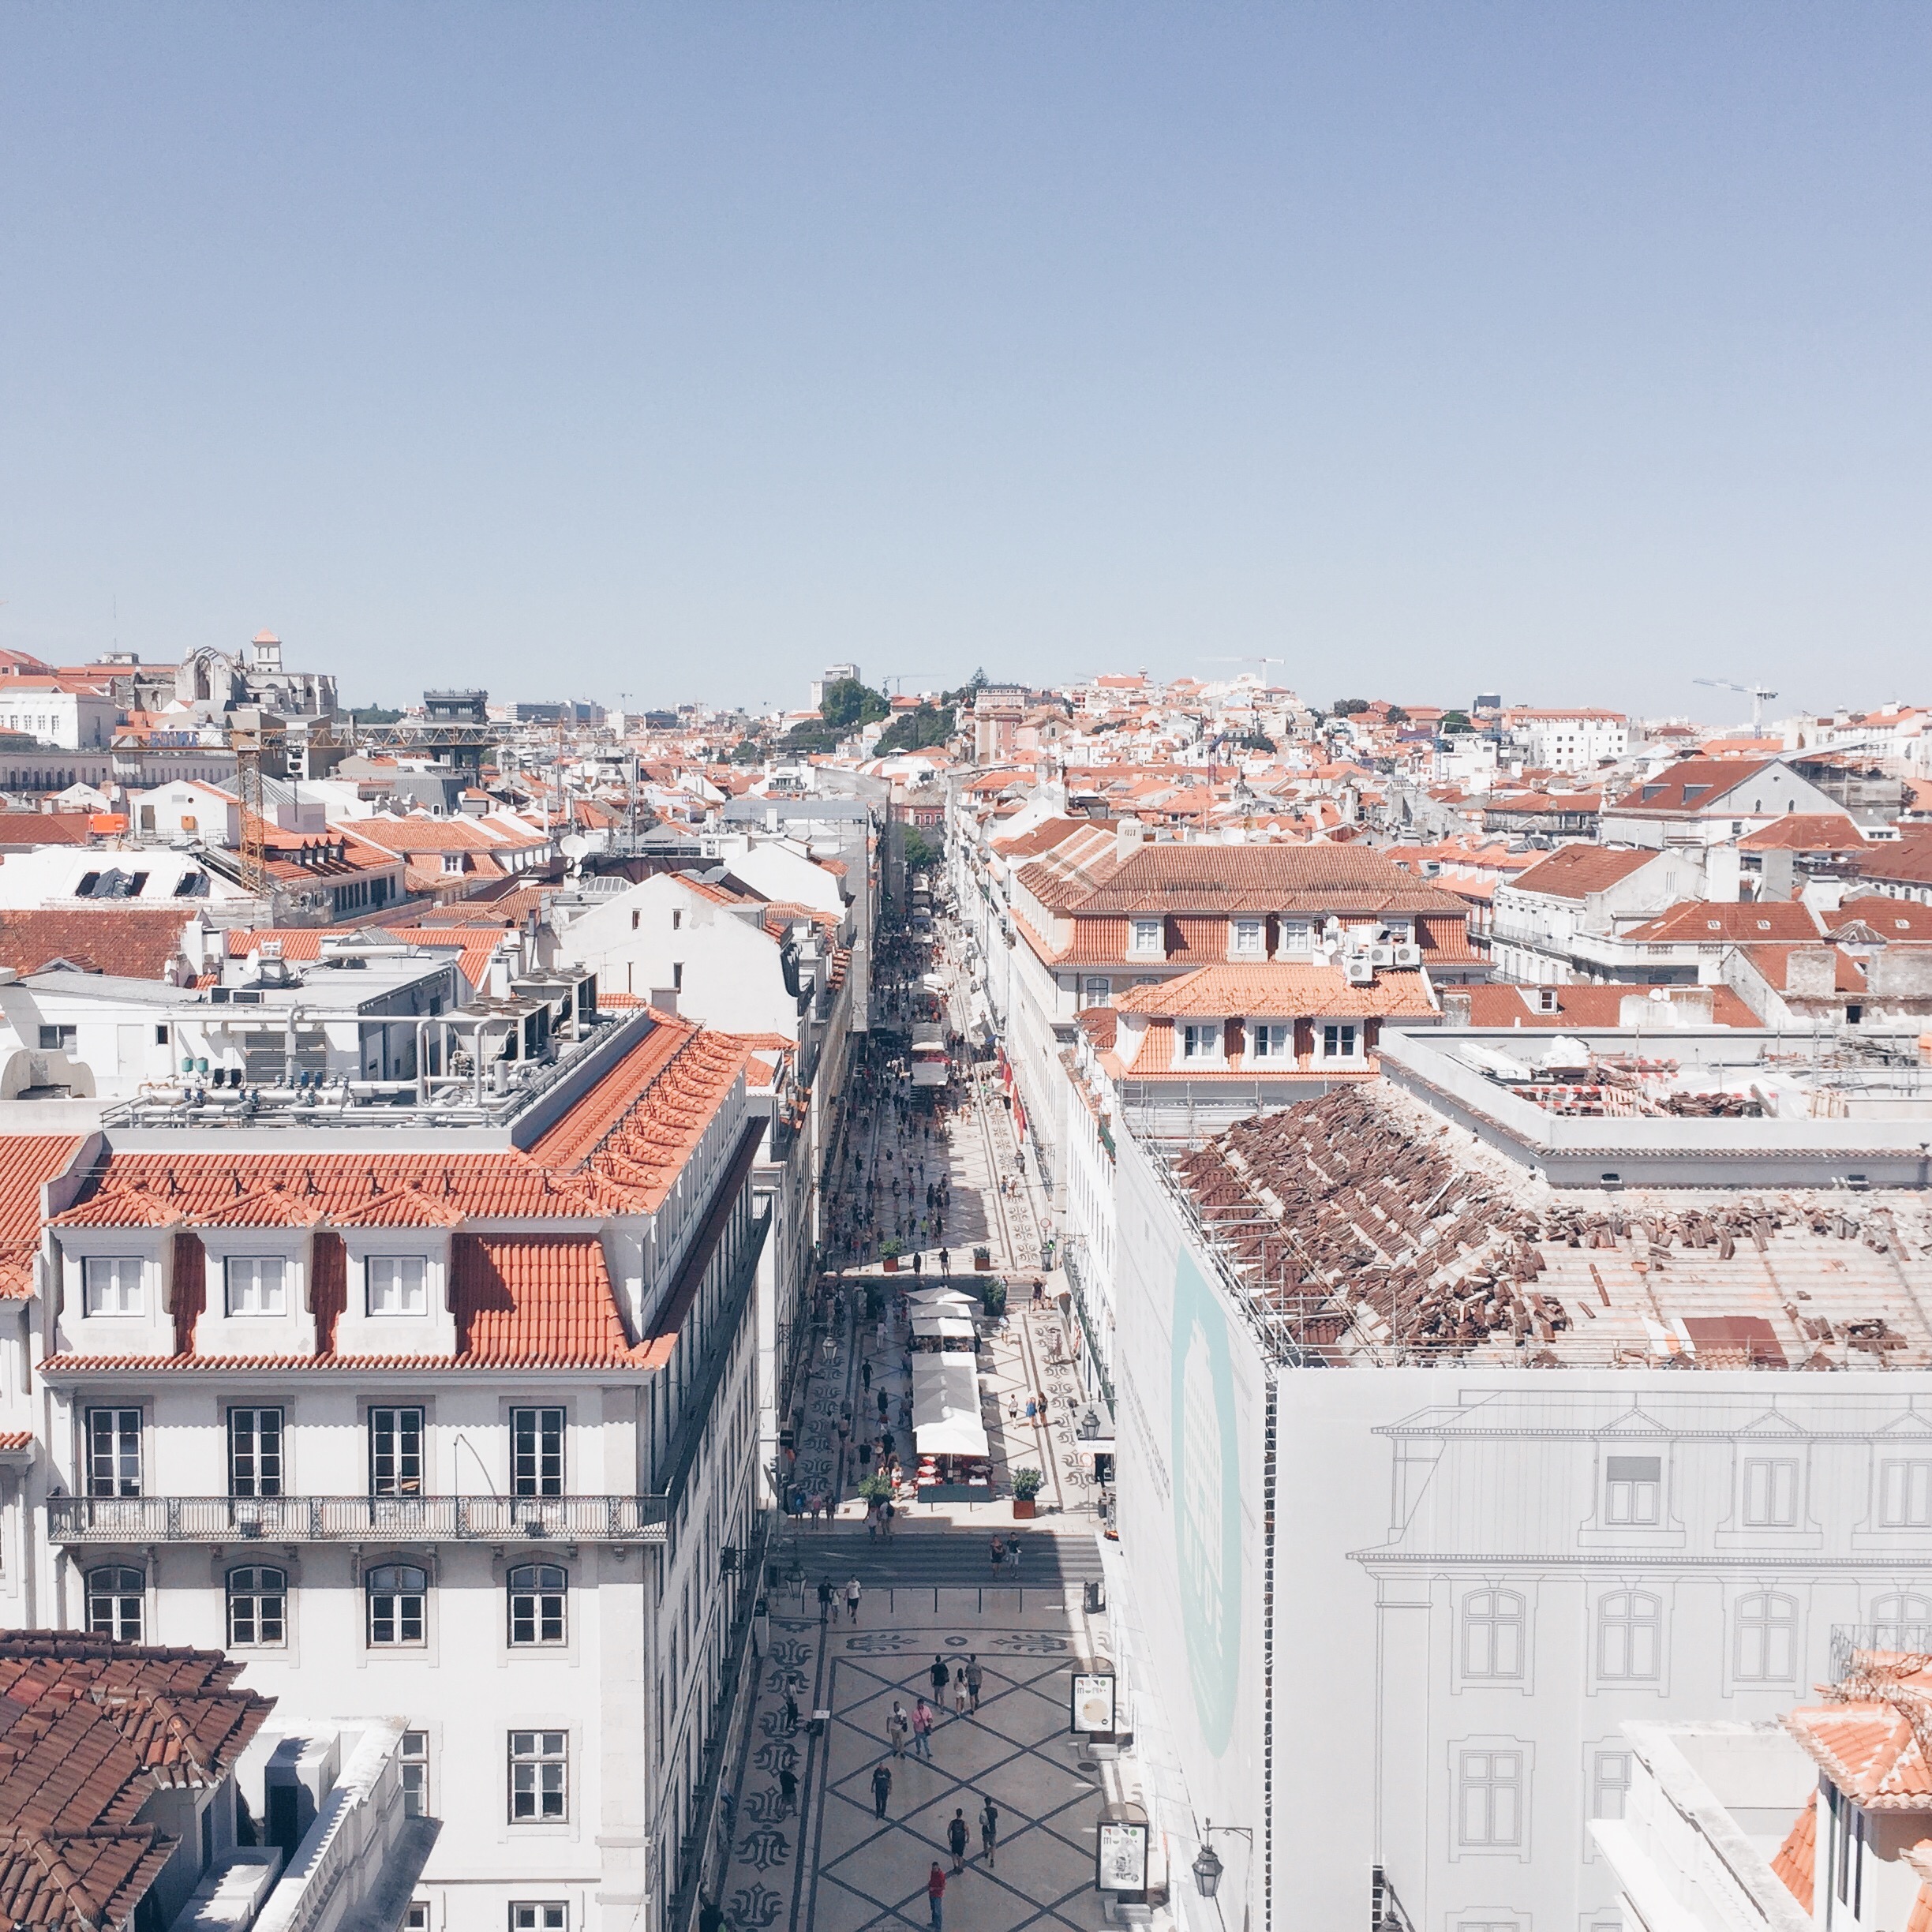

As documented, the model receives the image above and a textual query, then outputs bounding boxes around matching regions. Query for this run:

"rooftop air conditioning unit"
[1368,944,1396,967]
[1346,959,1376,987]
[1391,944,1423,967]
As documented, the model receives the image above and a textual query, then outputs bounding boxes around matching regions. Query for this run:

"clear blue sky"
[2,5,1926,719]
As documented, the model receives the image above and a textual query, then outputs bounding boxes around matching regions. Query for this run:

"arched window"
[1871,1592,1932,1652]
[1597,1590,1662,1681]
[367,1564,427,1646]
[1460,1589,1526,1679]
[507,1564,567,1647]
[227,1567,287,1648]
[1734,1592,1798,1683]
[86,1566,144,1642]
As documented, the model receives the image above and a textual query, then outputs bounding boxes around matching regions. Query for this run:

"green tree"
[819,678,889,732]
[876,703,956,753]
[902,826,942,870]
[1439,710,1473,735]
[1331,698,1370,717]
[730,737,765,764]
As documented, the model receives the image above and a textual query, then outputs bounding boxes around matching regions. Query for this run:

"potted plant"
[972,1245,992,1272]
[857,1471,893,1507]
[881,1237,904,1274]
[979,1277,1007,1320]
[1011,1466,1043,1519]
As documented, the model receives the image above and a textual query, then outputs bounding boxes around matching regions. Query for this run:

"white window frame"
[1248,1021,1292,1061]
[1081,976,1112,1009]
[508,1730,568,1822]
[81,1255,144,1317]
[1230,918,1265,958]
[225,1255,287,1317]
[400,1730,431,1817]
[1319,1021,1359,1061]
[1871,1592,1932,1652]
[1878,1458,1932,1529]
[1741,1456,1799,1527]
[366,1563,429,1647]
[227,1565,288,1648]
[1278,919,1313,953]
[1604,1455,1662,1526]
[1460,1589,1525,1680]
[367,1255,429,1317]
[86,1407,142,1497]
[510,1908,567,1932]
[1597,1589,1662,1682]
[1178,1022,1221,1063]
[1733,1590,1799,1683]
[1128,919,1163,958]
[1454,1747,1525,1851]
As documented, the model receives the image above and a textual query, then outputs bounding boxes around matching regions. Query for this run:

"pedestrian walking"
[846,1577,862,1623]
[778,1764,798,1813]
[947,1808,969,1873]
[988,1535,1004,1570]
[719,1789,737,1844]
[889,1701,910,1757]
[818,1577,833,1623]
[912,1699,934,1759]
[953,1674,968,1718]
[965,1657,983,1713]
[862,1360,873,1393]
[700,1897,724,1932]
[871,1761,893,1818]
[927,1864,945,1932]
[929,1654,950,1698]
[979,1795,998,1866]
[784,1688,799,1732]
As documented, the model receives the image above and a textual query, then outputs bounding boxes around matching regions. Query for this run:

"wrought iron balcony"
[47,1492,668,1545]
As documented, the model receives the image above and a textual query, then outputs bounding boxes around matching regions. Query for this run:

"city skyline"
[3,5,1927,713]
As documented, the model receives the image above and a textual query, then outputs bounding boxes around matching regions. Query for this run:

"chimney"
[1784,948,1839,998]
[1758,848,1796,902]
[650,987,680,1016]
[1442,990,1473,1028]
[1115,816,1145,863]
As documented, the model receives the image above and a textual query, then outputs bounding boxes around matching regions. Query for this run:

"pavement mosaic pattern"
[715,1595,1106,1932]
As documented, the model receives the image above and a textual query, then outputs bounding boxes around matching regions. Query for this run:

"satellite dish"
[560,833,593,863]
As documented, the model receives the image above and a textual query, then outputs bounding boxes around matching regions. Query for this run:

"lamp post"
[1191,1820,1253,1932]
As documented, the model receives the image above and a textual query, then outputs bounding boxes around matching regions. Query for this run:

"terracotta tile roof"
[1738,813,1868,851]
[1784,1653,1932,1809]
[1609,755,1780,814]
[1017,841,1462,919]
[0,1429,31,1450]
[453,1234,631,1365]
[987,816,1095,859]
[1769,1797,1814,1912]
[0,1631,275,1932]
[1504,844,1659,899]
[0,1136,88,1299]
[1115,964,1436,1020]
[1623,900,1823,943]
[0,814,96,847]
[51,1018,751,1237]
[0,909,200,982]
[1852,831,1932,889]
[1456,983,1762,1028]
[1831,896,1932,942]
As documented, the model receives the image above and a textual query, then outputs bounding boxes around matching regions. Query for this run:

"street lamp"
[1192,1820,1252,1902]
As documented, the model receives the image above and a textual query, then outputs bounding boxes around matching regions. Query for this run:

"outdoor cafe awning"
[911,1313,977,1342]
[912,1060,949,1086]
[912,1352,989,1458]
[905,1288,979,1316]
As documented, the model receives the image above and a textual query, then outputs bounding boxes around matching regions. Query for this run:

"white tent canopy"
[911,1313,977,1342]
[912,1352,989,1458]
[905,1288,979,1316]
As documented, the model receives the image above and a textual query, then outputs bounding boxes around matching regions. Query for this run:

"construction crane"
[1205,655,1285,681]
[228,706,286,897]
[882,673,938,698]
[1694,677,1780,734]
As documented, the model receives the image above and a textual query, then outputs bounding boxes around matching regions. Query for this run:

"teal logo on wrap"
[1170,1246,1241,1756]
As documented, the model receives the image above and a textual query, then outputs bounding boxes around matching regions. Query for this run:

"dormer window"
[441,852,465,874]
[1231,919,1264,957]
[1279,919,1312,953]
[368,1256,428,1316]
[1320,1023,1360,1061]
[83,1256,144,1317]
[1179,1023,1219,1061]
[1129,919,1163,958]
[1249,1023,1291,1061]
[226,1256,287,1316]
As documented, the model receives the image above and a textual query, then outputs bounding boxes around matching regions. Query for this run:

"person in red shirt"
[927,1862,946,1931]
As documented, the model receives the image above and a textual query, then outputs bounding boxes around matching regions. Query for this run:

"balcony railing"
[47,1492,668,1544]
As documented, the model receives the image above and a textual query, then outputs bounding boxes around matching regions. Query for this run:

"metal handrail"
[47,1492,668,1544]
